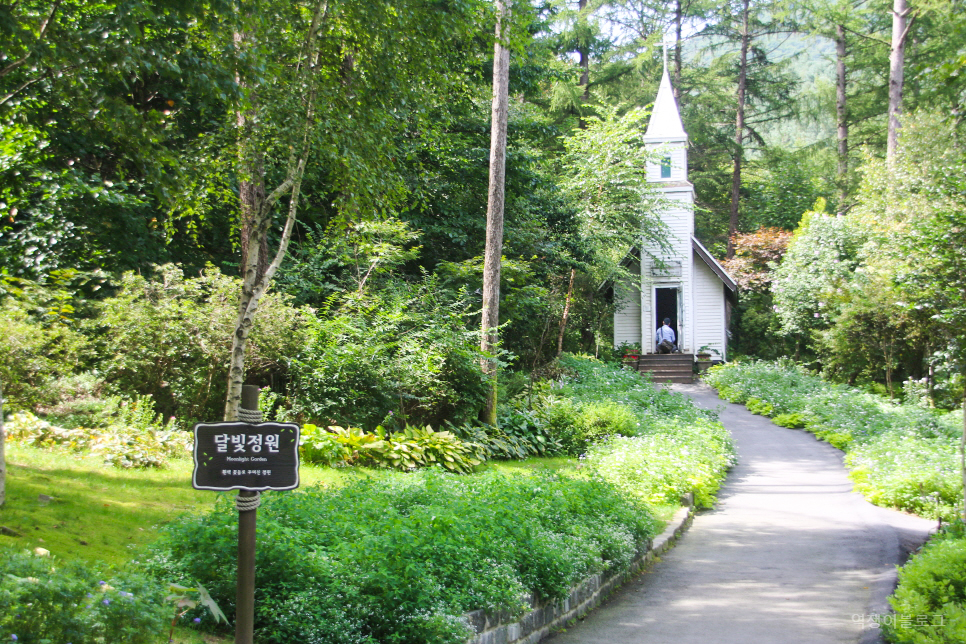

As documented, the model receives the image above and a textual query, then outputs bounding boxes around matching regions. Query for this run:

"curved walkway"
[549,382,935,644]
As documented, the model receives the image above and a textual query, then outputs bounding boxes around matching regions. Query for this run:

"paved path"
[549,382,935,644]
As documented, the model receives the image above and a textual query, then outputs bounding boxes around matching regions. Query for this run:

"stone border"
[464,495,696,644]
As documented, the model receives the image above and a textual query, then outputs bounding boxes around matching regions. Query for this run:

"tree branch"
[896,12,918,48]
[0,0,62,79]
[841,25,889,47]
[0,71,47,106]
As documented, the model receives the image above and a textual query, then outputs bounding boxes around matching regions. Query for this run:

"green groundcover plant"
[704,360,961,519]
[585,418,736,509]
[531,354,724,456]
[886,523,966,644]
[145,470,658,644]
[0,550,168,644]
[6,395,191,469]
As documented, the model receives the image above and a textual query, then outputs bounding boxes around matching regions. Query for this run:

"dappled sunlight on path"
[548,382,935,644]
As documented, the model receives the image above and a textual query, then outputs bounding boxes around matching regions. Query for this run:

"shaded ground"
[549,382,935,644]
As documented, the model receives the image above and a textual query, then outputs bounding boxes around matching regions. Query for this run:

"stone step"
[648,375,693,384]
[638,355,694,363]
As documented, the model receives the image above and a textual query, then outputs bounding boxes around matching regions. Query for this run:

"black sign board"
[192,422,300,491]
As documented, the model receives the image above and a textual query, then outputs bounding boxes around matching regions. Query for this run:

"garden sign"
[191,407,300,644]
[192,421,300,491]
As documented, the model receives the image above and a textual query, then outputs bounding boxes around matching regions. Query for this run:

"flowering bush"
[0,550,167,644]
[584,418,736,508]
[5,394,191,468]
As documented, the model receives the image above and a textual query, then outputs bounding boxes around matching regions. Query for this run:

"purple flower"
[102,598,111,605]
[193,617,201,624]
[86,593,93,598]
[12,636,18,641]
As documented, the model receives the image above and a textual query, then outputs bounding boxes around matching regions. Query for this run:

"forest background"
[2,0,966,431]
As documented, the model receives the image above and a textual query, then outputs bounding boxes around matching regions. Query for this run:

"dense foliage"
[0,550,167,644]
[705,360,962,519]
[886,523,966,644]
[286,278,486,430]
[138,356,734,643]
[146,470,658,644]
[6,399,191,469]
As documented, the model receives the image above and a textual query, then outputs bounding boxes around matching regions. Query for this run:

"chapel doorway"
[655,287,679,349]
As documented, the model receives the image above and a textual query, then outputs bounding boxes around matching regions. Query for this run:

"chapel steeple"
[644,65,687,143]
[644,55,689,183]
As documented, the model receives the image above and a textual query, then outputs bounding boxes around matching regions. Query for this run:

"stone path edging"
[464,497,696,644]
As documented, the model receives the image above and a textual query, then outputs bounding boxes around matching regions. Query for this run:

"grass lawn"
[0,443,346,565]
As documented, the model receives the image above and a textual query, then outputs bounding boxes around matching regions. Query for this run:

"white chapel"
[613,64,737,362]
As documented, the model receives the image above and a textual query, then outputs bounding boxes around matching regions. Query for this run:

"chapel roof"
[644,66,687,142]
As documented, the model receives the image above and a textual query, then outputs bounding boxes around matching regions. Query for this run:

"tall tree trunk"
[480,0,511,426]
[234,28,269,283]
[962,388,966,521]
[727,0,750,259]
[0,379,5,507]
[556,268,576,356]
[887,0,912,162]
[835,24,849,206]
[224,2,326,421]
[673,0,683,100]
[578,0,589,101]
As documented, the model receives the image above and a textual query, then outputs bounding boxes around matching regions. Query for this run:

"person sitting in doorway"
[655,318,676,353]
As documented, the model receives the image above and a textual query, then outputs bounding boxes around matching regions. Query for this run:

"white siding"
[692,251,726,357]
[611,72,733,357]
[640,190,693,352]
[613,259,641,348]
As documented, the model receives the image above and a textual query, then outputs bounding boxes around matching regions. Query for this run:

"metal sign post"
[192,385,300,644]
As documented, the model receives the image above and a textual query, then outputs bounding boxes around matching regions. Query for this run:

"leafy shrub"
[531,355,723,456]
[886,528,966,643]
[447,409,564,461]
[848,433,960,519]
[585,418,736,508]
[92,264,309,423]
[6,395,191,468]
[705,361,962,518]
[298,423,349,467]
[537,399,586,455]
[0,550,167,644]
[300,424,481,473]
[536,397,641,456]
[0,300,87,411]
[772,412,806,428]
[288,277,486,430]
[146,470,657,644]
[745,397,774,416]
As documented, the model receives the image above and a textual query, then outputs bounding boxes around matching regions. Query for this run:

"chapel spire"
[644,60,687,142]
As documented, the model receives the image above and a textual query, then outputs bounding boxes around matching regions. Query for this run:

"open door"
[655,287,678,350]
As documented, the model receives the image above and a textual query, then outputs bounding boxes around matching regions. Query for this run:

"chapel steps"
[635,354,694,384]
